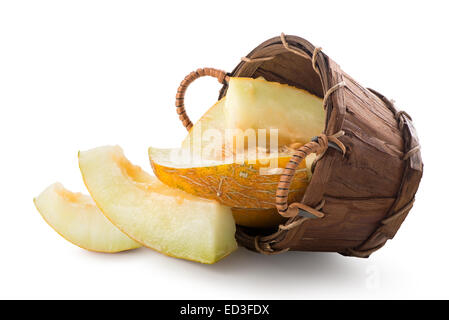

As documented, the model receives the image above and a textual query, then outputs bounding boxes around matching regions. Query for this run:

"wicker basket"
[175,34,423,258]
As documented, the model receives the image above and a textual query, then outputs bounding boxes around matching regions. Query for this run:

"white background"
[0,0,447,299]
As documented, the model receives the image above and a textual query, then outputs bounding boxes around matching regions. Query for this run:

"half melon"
[149,146,310,209]
[154,77,322,211]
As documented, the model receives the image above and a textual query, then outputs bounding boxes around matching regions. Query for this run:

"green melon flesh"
[34,183,141,253]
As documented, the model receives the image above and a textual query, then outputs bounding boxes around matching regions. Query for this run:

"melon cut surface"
[224,77,325,148]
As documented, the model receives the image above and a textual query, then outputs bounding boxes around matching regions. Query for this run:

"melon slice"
[224,77,325,148]
[79,146,237,264]
[181,98,226,156]
[34,183,141,253]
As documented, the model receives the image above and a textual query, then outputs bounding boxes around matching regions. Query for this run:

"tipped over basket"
[175,34,423,258]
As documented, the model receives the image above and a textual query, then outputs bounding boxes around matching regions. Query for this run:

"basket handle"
[276,132,345,218]
[176,68,229,131]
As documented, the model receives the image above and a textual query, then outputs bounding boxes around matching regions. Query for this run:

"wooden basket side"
[340,89,423,257]
[223,35,423,257]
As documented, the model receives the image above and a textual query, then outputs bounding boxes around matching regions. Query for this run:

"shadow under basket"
[176,34,423,258]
